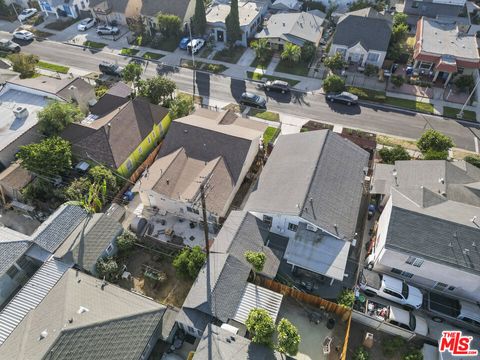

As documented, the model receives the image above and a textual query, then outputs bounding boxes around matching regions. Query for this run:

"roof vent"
[38,330,48,340]
[438,178,444,184]
[184,129,188,133]
[463,249,470,255]
[230,336,236,342]
[68,318,74,324]
[77,306,89,314]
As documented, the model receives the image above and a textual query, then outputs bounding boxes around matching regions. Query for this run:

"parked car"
[425,292,480,332]
[326,91,359,105]
[18,8,37,21]
[77,18,96,31]
[240,92,267,109]
[13,30,34,41]
[187,39,205,54]
[179,37,190,50]
[264,80,290,93]
[359,269,423,310]
[0,39,21,53]
[99,61,123,77]
[96,26,119,35]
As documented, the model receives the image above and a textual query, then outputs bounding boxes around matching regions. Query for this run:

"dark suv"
[264,80,289,93]
[240,92,267,109]
[99,62,123,77]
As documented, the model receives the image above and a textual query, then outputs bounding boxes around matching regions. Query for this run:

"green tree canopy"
[88,165,119,195]
[116,230,137,252]
[393,13,408,26]
[138,76,176,104]
[64,177,92,202]
[16,137,72,177]
[81,180,107,213]
[244,251,266,273]
[379,145,410,164]
[192,0,207,35]
[301,41,316,63]
[122,62,143,87]
[353,346,370,360]
[156,13,181,38]
[417,129,454,154]
[337,289,355,308]
[168,93,194,120]
[225,0,242,46]
[277,318,301,356]
[464,155,480,168]
[173,246,206,279]
[454,74,475,91]
[37,101,83,137]
[245,308,275,345]
[281,42,301,64]
[324,52,345,71]
[96,256,118,280]
[8,53,38,78]
[251,38,271,63]
[423,149,449,160]
[323,74,345,93]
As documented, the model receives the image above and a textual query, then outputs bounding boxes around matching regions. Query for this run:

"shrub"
[417,129,454,153]
[337,289,355,308]
[454,74,475,92]
[465,155,480,168]
[391,75,405,88]
[116,230,137,253]
[277,318,301,356]
[323,74,345,93]
[379,145,410,164]
[404,350,423,360]
[172,246,206,279]
[364,64,378,77]
[423,149,449,160]
[96,257,119,280]
[354,346,370,360]
[382,337,406,357]
[246,308,275,345]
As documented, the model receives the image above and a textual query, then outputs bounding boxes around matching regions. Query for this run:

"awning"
[436,56,457,73]
[233,283,283,325]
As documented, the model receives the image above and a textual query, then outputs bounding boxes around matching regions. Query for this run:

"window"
[6,266,19,279]
[126,159,133,170]
[138,146,143,155]
[187,206,199,214]
[263,215,273,227]
[419,62,432,70]
[406,256,424,267]
[412,1,419,8]
[433,282,448,291]
[366,53,380,63]
[288,223,298,232]
[383,288,403,299]
[148,136,152,144]
[390,268,413,278]
[456,67,464,74]
[106,244,113,255]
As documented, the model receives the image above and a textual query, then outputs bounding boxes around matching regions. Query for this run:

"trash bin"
[363,332,374,348]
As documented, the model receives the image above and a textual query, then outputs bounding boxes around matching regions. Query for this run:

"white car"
[13,30,34,41]
[388,306,429,336]
[359,269,423,310]
[187,39,205,54]
[77,18,96,31]
[18,8,37,22]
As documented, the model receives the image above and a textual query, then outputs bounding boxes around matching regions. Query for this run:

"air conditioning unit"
[13,106,28,118]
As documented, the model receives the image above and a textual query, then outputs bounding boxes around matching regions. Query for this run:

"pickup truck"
[425,292,480,333]
[359,269,423,310]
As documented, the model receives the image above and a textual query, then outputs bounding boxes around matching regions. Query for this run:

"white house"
[38,0,91,18]
[329,8,392,68]
[245,130,369,284]
[133,108,265,225]
[369,160,480,302]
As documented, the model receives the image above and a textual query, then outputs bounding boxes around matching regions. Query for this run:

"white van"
[187,39,205,54]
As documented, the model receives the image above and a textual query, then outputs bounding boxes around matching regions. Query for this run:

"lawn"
[250,53,273,69]
[377,135,419,151]
[275,60,309,77]
[37,61,70,74]
[249,108,280,121]
[181,59,227,74]
[246,70,300,87]
[83,40,106,49]
[151,37,178,52]
[120,48,140,56]
[213,46,246,64]
[385,97,434,113]
[142,52,164,60]
[346,86,386,102]
[263,126,280,147]
[443,106,477,122]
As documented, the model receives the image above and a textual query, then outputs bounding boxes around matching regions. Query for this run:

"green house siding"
[117,113,172,176]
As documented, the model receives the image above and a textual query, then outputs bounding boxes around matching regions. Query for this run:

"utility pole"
[200,184,209,255]
[12,4,22,26]
[457,75,480,119]
[187,18,196,101]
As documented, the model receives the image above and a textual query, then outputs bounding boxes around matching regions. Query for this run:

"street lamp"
[457,73,480,120]
[185,18,196,100]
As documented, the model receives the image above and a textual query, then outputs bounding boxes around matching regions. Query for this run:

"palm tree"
[281,42,301,64]
[251,38,270,63]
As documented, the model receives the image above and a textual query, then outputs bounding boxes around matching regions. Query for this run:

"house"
[177,252,283,338]
[89,81,131,117]
[369,160,480,302]
[193,324,285,359]
[89,0,196,27]
[0,259,167,359]
[329,7,392,68]
[133,108,265,225]
[403,0,466,26]
[245,130,369,285]
[0,162,33,202]
[61,97,171,177]
[413,17,480,86]
[56,212,124,274]
[255,10,325,49]
[206,0,269,46]
[269,0,302,12]
[38,0,91,18]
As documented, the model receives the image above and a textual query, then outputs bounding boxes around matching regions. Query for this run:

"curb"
[62,41,103,53]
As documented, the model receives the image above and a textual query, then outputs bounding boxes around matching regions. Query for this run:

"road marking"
[475,137,479,153]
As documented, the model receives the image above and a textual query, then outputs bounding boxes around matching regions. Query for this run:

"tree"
[88,165,119,195]
[192,0,207,35]
[349,0,372,11]
[96,256,119,280]
[8,53,38,78]
[116,230,137,252]
[64,177,92,202]
[423,149,449,160]
[323,74,345,93]
[353,346,370,360]
[281,42,301,64]
[245,308,275,346]
[403,350,423,360]
[81,180,107,213]
[393,13,408,27]
[156,13,181,38]
[168,93,194,120]
[138,76,176,104]
[390,75,405,88]
[454,74,475,92]
[225,0,242,46]
[301,41,316,63]
[337,289,355,308]
[122,62,143,92]
[417,129,454,154]
[22,178,64,204]
[379,146,410,164]
[277,318,301,356]
[324,52,345,72]
[16,137,72,177]
[173,246,206,279]
[251,38,271,63]
[244,251,266,276]
[464,155,480,168]
[37,101,83,136]
[392,22,408,43]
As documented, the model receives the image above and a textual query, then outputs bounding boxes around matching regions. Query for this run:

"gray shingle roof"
[333,10,392,52]
[245,130,369,240]
[33,205,88,253]
[0,240,31,276]
[210,210,280,278]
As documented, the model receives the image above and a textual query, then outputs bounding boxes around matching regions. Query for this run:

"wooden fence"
[340,311,353,360]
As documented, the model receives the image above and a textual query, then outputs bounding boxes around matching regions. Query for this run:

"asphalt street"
[3,34,480,152]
